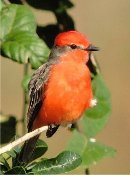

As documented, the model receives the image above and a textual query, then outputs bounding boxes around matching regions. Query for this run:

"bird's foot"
[46,124,60,137]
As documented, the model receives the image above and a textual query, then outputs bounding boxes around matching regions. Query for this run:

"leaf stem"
[21,63,29,135]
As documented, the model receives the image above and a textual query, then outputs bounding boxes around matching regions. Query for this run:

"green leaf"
[67,130,87,155]
[1,3,50,68]
[0,155,7,164]
[82,113,110,138]
[5,166,27,175]
[81,74,111,137]
[0,4,36,40]
[1,146,21,162]
[30,151,82,174]
[0,155,10,172]
[2,31,50,69]
[13,145,21,154]
[85,74,111,119]
[12,146,22,167]
[31,139,48,161]
[67,131,116,167]
[82,141,116,167]
[22,74,31,92]
[6,150,16,158]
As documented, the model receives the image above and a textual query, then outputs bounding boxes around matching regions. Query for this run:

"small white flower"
[90,98,97,107]
[90,138,96,143]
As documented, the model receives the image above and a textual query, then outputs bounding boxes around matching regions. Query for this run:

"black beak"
[85,45,99,51]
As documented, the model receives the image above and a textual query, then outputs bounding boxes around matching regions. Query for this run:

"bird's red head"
[54,31,99,51]
[54,30,90,48]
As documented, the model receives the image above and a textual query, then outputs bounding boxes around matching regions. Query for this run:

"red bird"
[19,31,98,162]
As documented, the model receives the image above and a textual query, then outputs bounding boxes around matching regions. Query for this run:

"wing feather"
[27,63,51,131]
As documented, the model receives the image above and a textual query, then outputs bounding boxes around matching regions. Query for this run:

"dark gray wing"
[27,63,51,131]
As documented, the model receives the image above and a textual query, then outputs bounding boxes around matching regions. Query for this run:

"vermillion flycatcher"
[19,30,98,162]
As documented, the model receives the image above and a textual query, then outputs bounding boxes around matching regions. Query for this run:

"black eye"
[70,44,77,49]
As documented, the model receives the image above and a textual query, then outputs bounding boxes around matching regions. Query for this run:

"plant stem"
[85,168,90,175]
[21,63,29,135]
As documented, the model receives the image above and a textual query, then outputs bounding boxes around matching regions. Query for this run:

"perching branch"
[0,125,48,155]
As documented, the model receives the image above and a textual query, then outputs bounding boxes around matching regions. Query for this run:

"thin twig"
[0,126,48,155]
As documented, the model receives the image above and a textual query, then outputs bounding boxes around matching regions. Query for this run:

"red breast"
[33,49,93,129]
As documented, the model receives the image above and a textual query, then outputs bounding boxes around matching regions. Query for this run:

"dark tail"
[18,134,40,163]
[18,125,60,163]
